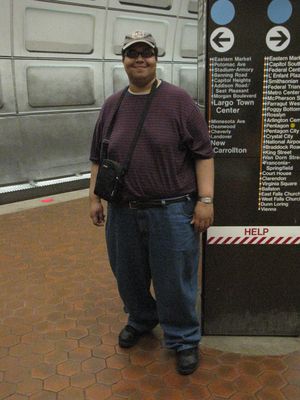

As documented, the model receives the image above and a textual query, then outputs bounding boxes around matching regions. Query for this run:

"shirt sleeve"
[185,104,214,159]
[89,107,105,164]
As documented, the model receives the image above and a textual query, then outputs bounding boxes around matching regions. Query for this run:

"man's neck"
[128,77,157,94]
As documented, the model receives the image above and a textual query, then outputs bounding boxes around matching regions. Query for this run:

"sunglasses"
[124,48,155,59]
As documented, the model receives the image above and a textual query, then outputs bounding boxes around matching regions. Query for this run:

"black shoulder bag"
[94,80,158,202]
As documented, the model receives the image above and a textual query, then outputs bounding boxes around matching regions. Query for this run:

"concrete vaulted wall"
[0,0,205,197]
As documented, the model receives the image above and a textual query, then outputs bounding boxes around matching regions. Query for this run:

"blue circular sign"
[267,0,293,24]
[211,0,235,26]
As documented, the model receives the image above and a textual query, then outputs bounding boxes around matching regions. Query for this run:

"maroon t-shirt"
[90,81,213,201]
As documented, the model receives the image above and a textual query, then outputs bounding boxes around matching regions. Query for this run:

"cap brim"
[122,39,155,50]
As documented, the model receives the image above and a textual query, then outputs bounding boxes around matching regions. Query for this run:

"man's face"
[122,43,157,88]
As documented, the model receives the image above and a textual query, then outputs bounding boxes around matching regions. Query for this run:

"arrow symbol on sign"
[270,30,288,47]
[213,31,231,48]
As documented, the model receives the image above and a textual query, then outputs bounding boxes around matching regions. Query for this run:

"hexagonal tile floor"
[0,197,299,400]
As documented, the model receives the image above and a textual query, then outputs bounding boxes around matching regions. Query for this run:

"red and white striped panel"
[207,226,300,245]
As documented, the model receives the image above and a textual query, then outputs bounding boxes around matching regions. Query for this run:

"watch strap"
[197,196,213,204]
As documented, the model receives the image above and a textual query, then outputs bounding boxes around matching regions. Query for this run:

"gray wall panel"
[104,63,129,95]
[0,60,16,115]
[120,0,172,8]
[105,10,175,59]
[14,1,105,59]
[174,19,197,61]
[188,0,198,14]
[173,64,197,100]
[0,0,11,56]
[109,0,180,16]
[179,0,199,18]
[197,62,205,105]
[179,67,197,100]
[27,66,95,107]
[181,22,197,58]
[20,112,98,181]
[0,118,26,185]
[25,8,95,54]
[35,0,107,6]
[15,60,104,113]
[198,14,204,56]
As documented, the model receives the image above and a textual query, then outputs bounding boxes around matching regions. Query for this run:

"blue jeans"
[105,198,200,351]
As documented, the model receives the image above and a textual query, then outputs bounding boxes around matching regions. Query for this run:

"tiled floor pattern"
[0,197,299,400]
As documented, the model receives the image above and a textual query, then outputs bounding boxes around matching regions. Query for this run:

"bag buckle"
[129,200,138,209]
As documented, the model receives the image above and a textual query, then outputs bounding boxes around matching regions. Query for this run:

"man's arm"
[89,162,105,226]
[191,158,214,232]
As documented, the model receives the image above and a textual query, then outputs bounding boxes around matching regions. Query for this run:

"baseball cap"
[122,31,157,51]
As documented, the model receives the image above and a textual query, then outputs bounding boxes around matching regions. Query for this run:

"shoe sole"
[118,323,159,348]
[118,331,146,348]
[177,365,198,375]
[118,338,139,348]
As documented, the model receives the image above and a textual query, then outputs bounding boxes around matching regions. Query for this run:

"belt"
[127,194,194,209]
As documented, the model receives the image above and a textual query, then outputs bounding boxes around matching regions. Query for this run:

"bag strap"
[123,79,158,172]
[100,79,158,169]
[100,86,128,162]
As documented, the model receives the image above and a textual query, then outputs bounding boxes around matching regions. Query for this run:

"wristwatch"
[197,196,213,204]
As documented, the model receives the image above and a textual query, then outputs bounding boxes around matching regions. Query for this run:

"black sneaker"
[118,325,143,348]
[176,347,199,375]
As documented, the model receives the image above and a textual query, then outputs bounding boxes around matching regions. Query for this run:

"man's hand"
[191,202,214,233]
[89,163,105,227]
[89,199,105,227]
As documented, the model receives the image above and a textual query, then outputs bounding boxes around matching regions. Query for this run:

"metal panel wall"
[13,1,106,59]
[0,61,15,115]
[180,0,199,18]
[0,0,201,198]
[20,112,98,181]
[14,60,104,113]
[36,0,107,6]
[108,0,181,16]
[0,0,11,56]
[173,65,197,100]
[0,118,25,186]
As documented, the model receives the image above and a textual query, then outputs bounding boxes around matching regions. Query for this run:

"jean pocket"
[181,199,195,218]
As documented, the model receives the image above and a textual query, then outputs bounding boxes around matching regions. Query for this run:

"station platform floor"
[0,190,299,400]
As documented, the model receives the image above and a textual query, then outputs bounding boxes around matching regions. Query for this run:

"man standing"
[89,31,214,375]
